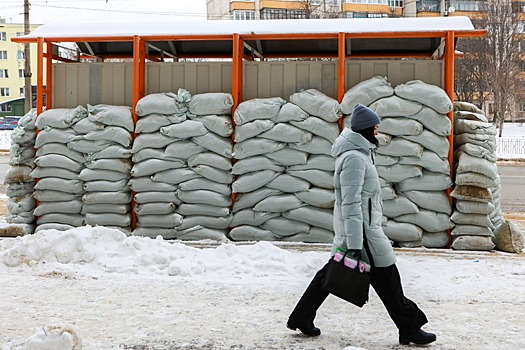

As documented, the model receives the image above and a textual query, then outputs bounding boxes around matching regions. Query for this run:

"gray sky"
[2,0,207,25]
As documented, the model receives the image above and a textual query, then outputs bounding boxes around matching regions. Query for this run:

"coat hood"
[331,127,374,158]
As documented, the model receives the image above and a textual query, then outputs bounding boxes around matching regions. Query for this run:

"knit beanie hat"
[350,104,381,131]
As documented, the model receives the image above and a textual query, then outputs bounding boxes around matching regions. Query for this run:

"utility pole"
[24,0,32,113]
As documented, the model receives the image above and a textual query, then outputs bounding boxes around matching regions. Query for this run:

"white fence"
[1,130,524,159]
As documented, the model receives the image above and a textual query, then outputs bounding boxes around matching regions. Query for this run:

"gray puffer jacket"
[330,128,396,268]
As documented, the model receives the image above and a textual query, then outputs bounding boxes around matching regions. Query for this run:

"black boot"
[399,329,436,345]
[287,317,321,337]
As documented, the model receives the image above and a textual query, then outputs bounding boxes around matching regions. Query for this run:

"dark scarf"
[353,125,378,146]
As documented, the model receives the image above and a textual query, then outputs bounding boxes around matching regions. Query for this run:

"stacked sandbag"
[131,90,233,242]
[229,89,340,243]
[450,102,500,251]
[32,106,88,232]
[1,109,37,236]
[78,104,134,233]
[342,78,454,248]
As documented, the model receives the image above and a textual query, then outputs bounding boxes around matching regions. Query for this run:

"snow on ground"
[0,226,524,350]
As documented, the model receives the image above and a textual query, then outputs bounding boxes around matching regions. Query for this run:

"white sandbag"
[188,92,234,116]
[454,101,484,114]
[128,177,177,192]
[135,92,188,116]
[454,110,488,123]
[152,168,201,184]
[262,216,310,237]
[232,188,282,213]
[83,126,132,147]
[232,170,279,193]
[454,133,496,152]
[175,203,230,217]
[287,169,334,189]
[289,136,333,156]
[368,94,422,118]
[451,224,493,237]
[6,182,35,197]
[187,113,233,138]
[376,133,392,146]
[82,204,130,214]
[394,80,453,114]
[11,127,36,145]
[396,171,452,191]
[84,213,131,227]
[82,191,133,205]
[456,152,497,179]
[35,106,87,129]
[0,223,35,237]
[232,156,285,175]
[176,189,232,207]
[84,158,132,174]
[395,209,454,232]
[131,148,166,163]
[398,150,450,174]
[192,132,233,158]
[188,152,232,171]
[72,117,105,134]
[259,123,313,143]
[68,139,117,153]
[265,147,308,166]
[134,191,181,204]
[135,202,176,215]
[280,226,334,243]
[234,97,285,125]
[137,213,183,228]
[376,164,422,183]
[132,132,177,153]
[376,138,424,158]
[450,211,494,229]
[402,130,450,159]
[175,226,227,241]
[378,117,423,136]
[272,102,309,123]
[265,174,311,193]
[451,185,493,203]
[131,159,185,177]
[7,195,36,214]
[34,178,84,194]
[35,127,77,147]
[78,168,130,182]
[191,165,234,184]
[233,138,285,159]
[404,106,452,136]
[455,200,494,215]
[452,235,495,251]
[455,119,497,136]
[382,196,419,217]
[83,179,129,192]
[4,165,34,184]
[132,227,179,239]
[253,194,305,212]
[454,143,497,163]
[294,187,335,208]
[178,178,231,196]
[30,167,79,180]
[234,119,275,142]
[35,143,86,163]
[382,220,423,242]
[283,206,333,231]
[455,171,497,188]
[289,89,341,122]
[381,184,397,201]
[17,109,37,130]
[287,154,335,171]
[493,220,524,253]
[33,200,82,216]
[340,76,394,115]
[177,215,232,230]
[230,209,279,227]
[135,113,187,133]
[403,190,452,215]
[160,120,208,138]
[6,212,35,224]
[35,223,75,233]
[32,190,80,202]
[37,213,84,227]
[164,140,206,159]
[228,225,277,241]
[87,104,134,131]
[9,145,36,167]
[290,117,340,143]
[84,144,132,161]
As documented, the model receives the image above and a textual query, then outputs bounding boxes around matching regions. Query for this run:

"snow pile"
[25,326,82,350]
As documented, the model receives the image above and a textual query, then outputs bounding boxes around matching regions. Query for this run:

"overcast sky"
[2,0,207,25]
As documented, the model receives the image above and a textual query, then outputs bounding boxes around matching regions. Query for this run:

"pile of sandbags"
[450,102,501,251]
[131,90,233,241]
[229,89,339,243]
[1,109,37,236]
[341,78,454,248]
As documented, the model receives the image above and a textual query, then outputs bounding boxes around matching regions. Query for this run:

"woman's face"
[374,124,379,136]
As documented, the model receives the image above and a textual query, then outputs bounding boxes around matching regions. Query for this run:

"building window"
[512,1,525,13]
[0,51,7,60]
[261,8,307,19]
[388,0,403,7]
[17,51,25,60]
[417,0,441,12]
[344,0,388,3]
[16,32,25,37]
[449,0,483,12]
[19,69,25,78]
[0,70,8,78]
[20,87,25,97]
[520,102,525,113]
[0,104,12,112]
[0,88,10,97]
[0,32,6,41]
[232,10,256,20]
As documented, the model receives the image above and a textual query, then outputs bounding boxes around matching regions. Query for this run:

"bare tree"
[295,0,322,19]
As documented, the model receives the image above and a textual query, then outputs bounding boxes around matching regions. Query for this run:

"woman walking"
[287,104,436,346]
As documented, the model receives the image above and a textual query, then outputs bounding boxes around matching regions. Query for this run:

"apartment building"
[0,17,39,114]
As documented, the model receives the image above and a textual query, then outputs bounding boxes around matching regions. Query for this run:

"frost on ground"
[0,227,524,350]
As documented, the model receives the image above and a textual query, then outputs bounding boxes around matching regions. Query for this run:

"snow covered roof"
[15,17,484,59]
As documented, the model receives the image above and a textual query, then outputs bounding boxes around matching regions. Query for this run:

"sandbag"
[340,76,394,115]
[493,220,524,253]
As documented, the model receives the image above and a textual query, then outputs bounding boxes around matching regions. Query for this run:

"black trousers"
[288,261,428,333]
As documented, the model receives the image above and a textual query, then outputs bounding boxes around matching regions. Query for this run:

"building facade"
[0,17,39,114]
